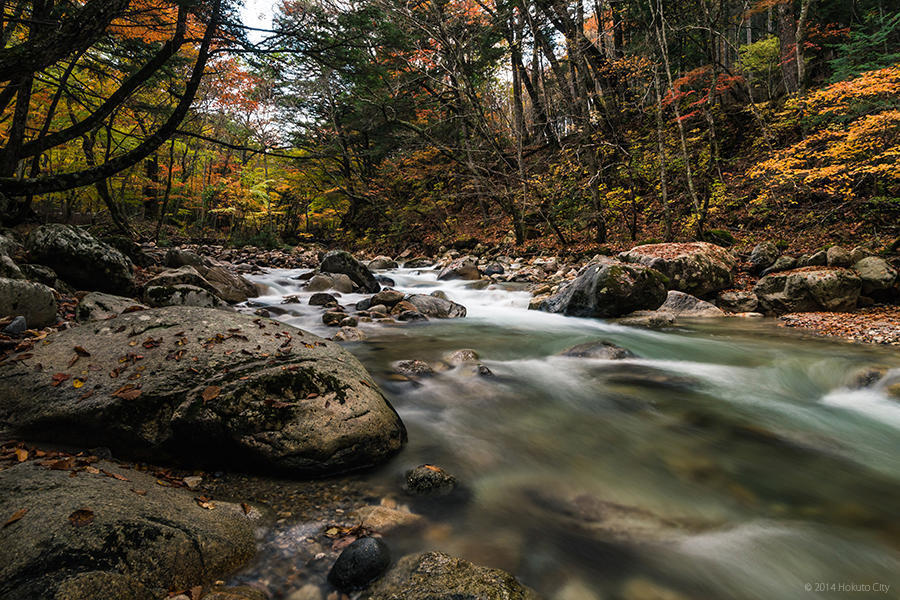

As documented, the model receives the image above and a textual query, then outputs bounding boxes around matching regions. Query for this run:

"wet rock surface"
[0,307,406,476]
[539,260,667,318]
[0,459,256,600]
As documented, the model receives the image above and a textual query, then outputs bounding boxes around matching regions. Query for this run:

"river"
[230,266,900,600]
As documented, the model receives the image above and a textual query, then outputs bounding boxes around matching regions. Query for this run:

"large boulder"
[144,284,228,309]
[749,241,779,274]
[753,267,861,313]
[716,290,758,313]
[0,307,406,476]
[0,255,22,279]
[437,256,481,281]
[656,290,725,318]
[406,294,467,318]
[76,292,147,322]
[538,260,667,318]
[0,459,255,600]
[618,242,735,296]
[144,266,215,294]
[25,224,134,295]
[853,257,897,295]
[368,256,398,270]
[366,552,539,600]
[0,277,57,327]
[202,266,258,303]
[320,250,380,293]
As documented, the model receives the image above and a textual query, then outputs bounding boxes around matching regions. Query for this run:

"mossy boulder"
[0,459,256,600]
[25,224,134,295]
[538,260,667,318]
[618,242,735,296]
[366,552,539,600]
[753,267,861,313]
[0,307,406,476]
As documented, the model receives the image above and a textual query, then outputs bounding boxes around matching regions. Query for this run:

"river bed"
[223,266,900,600]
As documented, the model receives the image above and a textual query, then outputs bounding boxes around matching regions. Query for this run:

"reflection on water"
[235,267,900,600]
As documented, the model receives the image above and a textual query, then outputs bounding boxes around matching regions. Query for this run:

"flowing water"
[232,266,900,600]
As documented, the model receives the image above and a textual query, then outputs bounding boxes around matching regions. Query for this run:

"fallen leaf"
[72,378,85,389]
[131,488,147,496]
[68,508,94,527]
[111,385,141,401]
[241,502,252,515]
[3,508,27,528]
[14,448,28,462]
[194,497,215,510]
[46,457,75,470]
[100,469,129,481]
[84,466,100,474]
[201,385,221,403]
[73,346,91,357]
[51,373,70,387]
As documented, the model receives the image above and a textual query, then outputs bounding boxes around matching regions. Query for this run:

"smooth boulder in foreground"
[0,459,255,600]
[0,307,406,476]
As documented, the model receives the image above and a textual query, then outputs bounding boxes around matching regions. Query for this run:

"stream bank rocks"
[618,242,736,296]
[0,459,256,600]
[538,260,667,318]
[366,552,539,600]
[754,267,862,313]
[25,224,135,295]
[320,250,380,293]
[0,307,406,476]
[0,277,57,327]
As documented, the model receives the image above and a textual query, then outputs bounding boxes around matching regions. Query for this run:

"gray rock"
[403,258,433,269]
[618,242,735,296]
[0,255,22,279]
[368,256,398,270]
[406,294,467,318]
[25,224,134,294]
[328,537,391,592]
[0,460,255,600]
[320,250,380,293]
[657,290,725,318]
[144,266,217,295]
[539,260,667,318]
[559,341,635,360]
[202,266,258,303]
[367,552,538,600]
[850,246,873,264]
[442,349,479,365]
[3,316,27,336]
[76,292,147,322]
[760,255,796,276]
[430,290,449,300]
[437,256,481,281]
[404,464,458,496]
[749,241,779,273]
[0,232,22,257]
[371,289,406,306]
[333,326,367,342]
[305,274,335,292]
[806,250,828,267]
[716,290,758,313]
[329,272,355,293]
[617,312,676,329]
[754,268,861,313]
[853,256,898,294]
[144,284,228,309]
[397,310,427,322]
[164,248,208,269]
[0,307,406,476]
[323,311,345,326]
[826,246,851,267]
[393,360,435,378]
[483,263,505,276]
[309,292,338,306]
[0,277,57,327]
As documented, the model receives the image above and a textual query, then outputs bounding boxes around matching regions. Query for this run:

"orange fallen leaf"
[194,497,215,510]
[14,448,28,462]
[73,346,91,357]
[201,385,221,403]
[51,373,70,387]
[241,502,252,515]
[100,469,130,481]
[3,508,27,528]
[131,488,147,496]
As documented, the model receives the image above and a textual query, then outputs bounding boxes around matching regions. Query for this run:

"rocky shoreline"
[1,224,899,599]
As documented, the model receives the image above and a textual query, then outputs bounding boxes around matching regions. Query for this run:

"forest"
[1,3,900,600]
[1,0,898,252]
